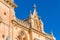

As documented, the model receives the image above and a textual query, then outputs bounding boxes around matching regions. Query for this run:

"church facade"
[0,0,56,40]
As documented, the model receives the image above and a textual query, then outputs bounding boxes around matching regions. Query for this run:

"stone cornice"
[5,0,17,8]
[12,19,53,40]
[0,0,17,8]
[31,28,53,40]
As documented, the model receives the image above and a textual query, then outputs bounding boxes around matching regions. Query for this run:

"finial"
[33,4,36,9]
[50,30,53,36]
[30,10,32,16]
[33,4,38,17]
[33,4,37,14]
[51,32,56,40]
[51,32,53,36]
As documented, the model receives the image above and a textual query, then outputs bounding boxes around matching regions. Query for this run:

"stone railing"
[15,18,30,28]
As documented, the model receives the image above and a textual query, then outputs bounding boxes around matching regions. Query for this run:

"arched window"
[17,30,28,40]
[34,38,39,40]
[6,36,10,40]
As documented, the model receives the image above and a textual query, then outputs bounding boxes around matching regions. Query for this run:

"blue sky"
[14,0,60,40]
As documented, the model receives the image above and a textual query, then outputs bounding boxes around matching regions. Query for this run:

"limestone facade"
[0,0,56,40]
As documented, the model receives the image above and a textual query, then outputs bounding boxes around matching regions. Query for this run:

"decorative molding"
[4,0,17,8]
[12,18,30,28]
[11,20,30,31]
[28,29,33,40]
[0,16,2,23]
[31,28,53,39]
[17,30,28,40]
[12,19,53,40]
[0,0,16,8]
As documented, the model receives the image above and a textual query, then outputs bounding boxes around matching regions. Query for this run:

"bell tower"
[0,0,16,40]
[0,0,16,25]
